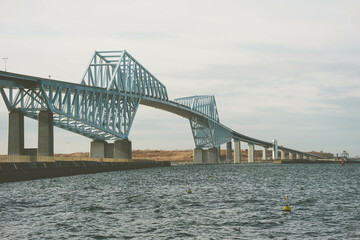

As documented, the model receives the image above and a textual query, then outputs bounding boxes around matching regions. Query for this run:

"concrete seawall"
[0,156,170,184]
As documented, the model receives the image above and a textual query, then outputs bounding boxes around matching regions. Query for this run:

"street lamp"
[2,58,8,72]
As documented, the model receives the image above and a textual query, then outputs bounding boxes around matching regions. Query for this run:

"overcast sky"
[0,0,359,156]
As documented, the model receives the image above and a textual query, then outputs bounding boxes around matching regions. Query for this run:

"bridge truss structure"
[0,50,324,159]
[174,95,232,148]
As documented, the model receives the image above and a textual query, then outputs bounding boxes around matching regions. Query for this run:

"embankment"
[0,156,170,184]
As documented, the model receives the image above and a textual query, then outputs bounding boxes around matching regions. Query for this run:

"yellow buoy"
[187,187,192,194]
[282,195,291,212]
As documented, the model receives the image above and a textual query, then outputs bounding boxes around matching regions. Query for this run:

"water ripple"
[0,164,359,239]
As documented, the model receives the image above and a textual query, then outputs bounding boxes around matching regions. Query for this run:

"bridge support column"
[207,147,219,164]
[38,111,54,156]
[114,139,132,159]
[280,150,285,160]
[289,152,294,160]
[105,143,114,158]
[194,148,206,164]
[90,140,106,158]
[272,139,278,159]
[8,111,24,155]
[248,143,254,163]
[234,139,241,163]
[262,147,268,160]
[226,142,232,164]
[203,149,208,163]
[218,146,221,162]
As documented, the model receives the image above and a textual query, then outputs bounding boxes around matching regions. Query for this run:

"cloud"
[0,0,359,156]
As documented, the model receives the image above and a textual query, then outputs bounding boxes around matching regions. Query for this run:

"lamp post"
[2,58,8,72]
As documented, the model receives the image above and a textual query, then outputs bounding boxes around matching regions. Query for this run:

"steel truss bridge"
[0,50,324,160]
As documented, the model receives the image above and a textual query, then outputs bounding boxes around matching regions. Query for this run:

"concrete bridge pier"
[194,147,220,164]
[90,140,107,158]
[234,139,241,163]
[217,146,221,162]
[280,150,285,160]
[105,143,114,158]
[89,140,115,158]
[207,147,219,163]
[289,152,294,160]
[194,148,205,164]
[226,141,232,163]
[248,143,254,163]
[262,147,268,160]
[272,139,278,159]
[114,139,132,159]
[203,149,208,163]
[8,110,54,156]
[90,139,132,159]
[8,111,24,155]
[37,111,54,156]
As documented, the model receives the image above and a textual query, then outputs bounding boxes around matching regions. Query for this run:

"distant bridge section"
[0,50,325,162]
[174,95,232,148]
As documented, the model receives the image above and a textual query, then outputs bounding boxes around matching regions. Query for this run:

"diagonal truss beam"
[0,48,327,159]
[175,95,232,148]
[80,50,168,101]
[0,82,141,141]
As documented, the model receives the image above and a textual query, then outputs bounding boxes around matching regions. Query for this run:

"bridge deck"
[0,70,324,159]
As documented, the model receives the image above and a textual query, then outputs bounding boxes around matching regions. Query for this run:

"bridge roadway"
[0,70,324,162]
[0,49,325,163]
[108,97,324,161]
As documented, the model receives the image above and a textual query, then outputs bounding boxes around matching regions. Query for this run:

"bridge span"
[0,50,324,163]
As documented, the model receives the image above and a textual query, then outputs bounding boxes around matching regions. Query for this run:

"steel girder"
[175,95,232,148]
[0,82,140,140]
[175,95,219,121]
[81,50,168,101]
[0,52,233,147]
[0,50,172,141]
[0,69,326,159]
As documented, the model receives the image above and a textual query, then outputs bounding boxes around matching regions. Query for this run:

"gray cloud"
[0,0,359,156]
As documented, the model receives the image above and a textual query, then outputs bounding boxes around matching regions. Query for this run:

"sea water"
[0,164,359,239]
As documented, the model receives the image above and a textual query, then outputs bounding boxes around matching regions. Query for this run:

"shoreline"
[0,158,170,184]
